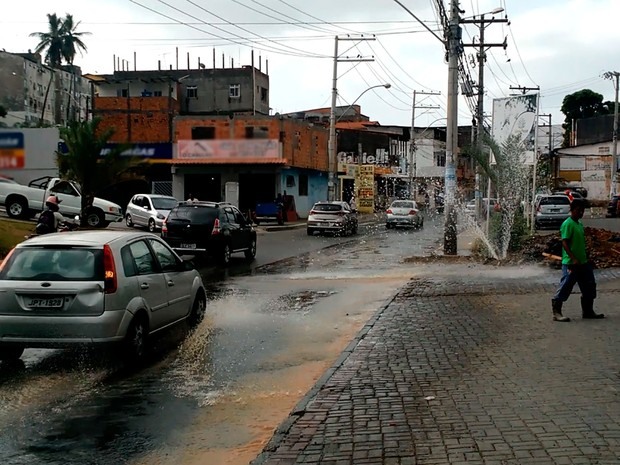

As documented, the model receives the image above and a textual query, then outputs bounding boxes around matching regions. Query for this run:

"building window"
[153,90,162,97]
[229,84,240,98]
[286,175,296,188]
[434,150,446,167]
[260,87,268,102]
[298,174,308,196]
[192,126,215,140]
[117,88,128,97]
[245,127,254,138]
[186,86,198,98]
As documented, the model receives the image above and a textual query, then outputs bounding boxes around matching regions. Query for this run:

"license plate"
[180,243,196,249]
[28,297,64,308]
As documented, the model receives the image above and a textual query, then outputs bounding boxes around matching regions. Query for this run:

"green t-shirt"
[560,217,587,265]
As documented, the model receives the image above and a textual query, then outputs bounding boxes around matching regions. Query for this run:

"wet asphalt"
[1,211,619,464]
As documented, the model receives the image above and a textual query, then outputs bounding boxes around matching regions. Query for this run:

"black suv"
[162,201,257,266]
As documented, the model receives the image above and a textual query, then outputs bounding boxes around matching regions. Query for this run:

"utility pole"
[408,90,440,199]
[509,85,540,95]
[539,113,554,187]
[328,36,375,201]
[603,71,619,197]
[443,0,460,255]
[462,11,507,221]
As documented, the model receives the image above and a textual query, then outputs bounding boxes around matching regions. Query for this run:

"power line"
[232,0,334,34]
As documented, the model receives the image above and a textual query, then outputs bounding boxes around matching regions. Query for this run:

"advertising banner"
[491,94,539,165]
[0,132,25,169]
[178,139,281,160]
[356,165,375,213]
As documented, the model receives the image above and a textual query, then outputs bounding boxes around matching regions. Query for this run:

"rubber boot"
[552,299,570,322]
[581,297,604,319]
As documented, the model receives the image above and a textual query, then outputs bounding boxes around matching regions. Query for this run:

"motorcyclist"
[36,196,76,234]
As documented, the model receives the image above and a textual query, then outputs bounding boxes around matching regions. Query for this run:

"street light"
[336,83,391,123]
[328,83,391,201]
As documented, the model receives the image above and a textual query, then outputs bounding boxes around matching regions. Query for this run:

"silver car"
[126,194,178,232]
[307,201,358,236]
[535,195,571,229]
[0,231,206,362]
[386,200,424,228]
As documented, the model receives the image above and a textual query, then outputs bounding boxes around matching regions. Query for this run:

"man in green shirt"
[551,199,605,322]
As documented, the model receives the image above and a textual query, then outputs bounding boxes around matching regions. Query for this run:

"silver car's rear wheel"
[188,291,206,328]
[125,316,148,362]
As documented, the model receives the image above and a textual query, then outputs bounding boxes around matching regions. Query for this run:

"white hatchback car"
[0,231,206,362]
[126,194,178,232]
[386,200,424,229]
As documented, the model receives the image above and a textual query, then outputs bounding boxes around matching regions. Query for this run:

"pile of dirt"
[521,227,620,268]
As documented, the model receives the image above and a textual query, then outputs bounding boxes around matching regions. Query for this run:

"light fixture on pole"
[335,83,391,123]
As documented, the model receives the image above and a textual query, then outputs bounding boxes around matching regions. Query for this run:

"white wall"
[0,128,59,184]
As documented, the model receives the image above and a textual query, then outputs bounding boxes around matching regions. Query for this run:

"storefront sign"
[0,132,25,169]
[356,165,375,213]
[559,157,586,171]
[178,139,281,159]
[57,142,173,159]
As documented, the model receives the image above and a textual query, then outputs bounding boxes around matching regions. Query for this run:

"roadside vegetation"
[0,219,34,258]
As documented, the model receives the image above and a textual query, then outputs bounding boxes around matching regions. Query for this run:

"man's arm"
[561,239,579,265]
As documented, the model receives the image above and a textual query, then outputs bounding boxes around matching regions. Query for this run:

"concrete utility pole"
[443,0,461,255]
[408,90,440,198]
[603,71,619,197]
[461,11,507,220]
[328,36,375,202]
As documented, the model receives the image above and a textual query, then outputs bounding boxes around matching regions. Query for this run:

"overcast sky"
[2,0,618,131]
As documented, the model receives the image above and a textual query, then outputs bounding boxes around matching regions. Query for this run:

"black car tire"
[218,243,232,266]
[386,223,393,229]
[125,214,133,228]
[148,219,156,233]
[307,228,314,236]
[86,209,105,228]
[188,290,206,328]
[6,196,29,219]
[0,345,24,361]
[351,224,358,235]
[124,315,148,362]
[245,237,257,260]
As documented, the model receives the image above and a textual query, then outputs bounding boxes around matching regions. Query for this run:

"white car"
[125,194,178,232]
[0,231,206,362]
[386,200,424,229]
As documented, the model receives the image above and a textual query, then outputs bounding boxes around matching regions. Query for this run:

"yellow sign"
[356,164,375,213]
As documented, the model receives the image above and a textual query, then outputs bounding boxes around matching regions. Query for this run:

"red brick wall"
[174,116,329,171]
[94,96,179,143]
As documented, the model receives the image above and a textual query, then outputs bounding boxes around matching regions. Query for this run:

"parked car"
[535,195,571,229]
[559,186,588,198]
[553,190,589,207]
[126,194,178,232]
[386,200,424,229]
[607,195,620,218]
[464,198,498,216]
[0,176,123,227]
[307,201,358,236]
[161,201,257,266]
[0,231,206,362]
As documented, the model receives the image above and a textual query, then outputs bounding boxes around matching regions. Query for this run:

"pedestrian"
[349,195,357,212]
[564,189,574,202]
[35,195,66,234]
[186,193,198,203]
[551,198,605,322]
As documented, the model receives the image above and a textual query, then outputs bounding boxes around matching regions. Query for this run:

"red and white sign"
[177,139,281,160]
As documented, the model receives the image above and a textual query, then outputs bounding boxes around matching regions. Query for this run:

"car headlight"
[157,213,165,219]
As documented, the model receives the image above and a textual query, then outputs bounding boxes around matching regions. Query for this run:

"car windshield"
[168,205,218,223]
[539,196,570,205]
[0,247,103,281]
[392,201,414,209]
[313,204,343,212]
[151,197,178,210]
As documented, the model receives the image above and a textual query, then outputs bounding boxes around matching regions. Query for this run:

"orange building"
[169,115,329,216]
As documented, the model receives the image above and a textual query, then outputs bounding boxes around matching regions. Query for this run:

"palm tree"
[60,14,90,122]
[30,13,89,125]
[57,119,135,226]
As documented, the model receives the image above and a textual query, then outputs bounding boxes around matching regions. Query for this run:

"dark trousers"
[553,263,597,302]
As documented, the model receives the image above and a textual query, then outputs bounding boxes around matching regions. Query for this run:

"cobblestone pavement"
[252,266,620,465]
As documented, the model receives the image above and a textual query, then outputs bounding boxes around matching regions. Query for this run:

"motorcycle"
[26,215,81,239]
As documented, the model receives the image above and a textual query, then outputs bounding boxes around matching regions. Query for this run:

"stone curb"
[250,289,401,465]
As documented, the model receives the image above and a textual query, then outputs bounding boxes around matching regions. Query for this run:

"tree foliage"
[560,89,613,147]
[30,13,89,68]
[57,119,133,223]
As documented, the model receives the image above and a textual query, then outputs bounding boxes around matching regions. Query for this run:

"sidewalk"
[252,260,620,464]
